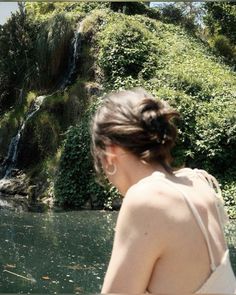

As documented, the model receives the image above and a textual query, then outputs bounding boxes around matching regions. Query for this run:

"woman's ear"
[105,145,128,166]
[105,145,117,165]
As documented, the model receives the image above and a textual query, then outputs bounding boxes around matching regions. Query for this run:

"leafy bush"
[161,4,184,24]
[98,13,236,101]
[35,13,74,89]
[194,98,236,172]
[203,3,236,67]
[110,2,161,20]
[98,14,160,84]
[204,2,236,44]
[211,35,235,60]
[54,101,119,209]
[0,10,37,113]
[221,176,236,219]
[17,111,60,168]
[25,2,109,21]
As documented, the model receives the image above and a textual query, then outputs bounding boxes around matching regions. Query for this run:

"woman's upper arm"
[102,186,165,294]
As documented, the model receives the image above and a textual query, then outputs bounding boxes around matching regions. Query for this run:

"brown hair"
[91,87,179,178]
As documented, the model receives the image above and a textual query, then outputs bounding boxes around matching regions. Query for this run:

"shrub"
[25,2,109,19]
[161,4,184,24]
[17,111,60,168]
[36,13,74,89]
[0,10,37,112]
[194,98,236,172]
[110,2,161,20]
[98,14,160,84]
[97,13,236,101]
[221,172,236,220]
[54,101,119,209]
[211,35,235,60]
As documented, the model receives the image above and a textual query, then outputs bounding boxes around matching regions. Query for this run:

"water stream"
[0,22,83,210]
[59,22,83,90]
[0,23,83,207]
[3,95,47,179]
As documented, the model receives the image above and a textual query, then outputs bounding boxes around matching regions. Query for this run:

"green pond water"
[0,210,235,294]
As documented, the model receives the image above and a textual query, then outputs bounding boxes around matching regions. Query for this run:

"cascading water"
[0,23,83,208]
[2,95,47,179]
[59,22,83,90]
[0,95,48,210]
[2,23,83,179]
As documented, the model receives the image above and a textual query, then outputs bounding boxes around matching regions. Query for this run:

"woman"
[91,88,236,293]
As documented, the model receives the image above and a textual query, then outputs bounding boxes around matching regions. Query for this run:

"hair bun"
[138,98,168,142]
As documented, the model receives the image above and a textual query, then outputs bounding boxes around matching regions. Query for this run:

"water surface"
[0,210,235,294]
[0,211,117,294]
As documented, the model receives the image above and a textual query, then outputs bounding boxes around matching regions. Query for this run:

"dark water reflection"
[0,211,117,294]
[0,210,235,294]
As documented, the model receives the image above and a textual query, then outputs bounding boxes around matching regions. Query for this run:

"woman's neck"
[117,156,171,196]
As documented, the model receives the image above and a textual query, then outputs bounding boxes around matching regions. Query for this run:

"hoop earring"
[106,163,117,176]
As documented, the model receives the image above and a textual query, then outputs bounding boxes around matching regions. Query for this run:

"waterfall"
[3,95,47,179]
[59,21,83,90]
[1,23,83,185]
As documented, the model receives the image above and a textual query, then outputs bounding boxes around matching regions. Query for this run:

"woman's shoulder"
[118,181,174,245]
[124,174,179,216]
[126,176,169,201]
[120,175,187,243]
[175,166,217,180]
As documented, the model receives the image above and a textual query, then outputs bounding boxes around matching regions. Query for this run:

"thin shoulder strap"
[161,179,217,271]
[151,172,217,271]
[193,169,229,232]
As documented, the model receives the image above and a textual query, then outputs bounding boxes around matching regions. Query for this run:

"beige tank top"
[152,168,236,293]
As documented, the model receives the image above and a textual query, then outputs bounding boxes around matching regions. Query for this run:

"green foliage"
[98,14,160,84]
[204,2,236,43]
[110,2,160,20]
[160,3,197,32]
[82,9,111,37]
[94,12,236,215]
[194,99,236,171]
[0,9,37,113]
[17,111,60,168]
[35,13,74,89]
[54,101,119,209]
[25,3,56,16]
[98,13,236,100]
[203,2,236,66]
[0,4,79,104]
[1,6,235,215]
[25,2,109,20]
[221,174,236,219]
[211,34,235,60]
[161,4,184,24]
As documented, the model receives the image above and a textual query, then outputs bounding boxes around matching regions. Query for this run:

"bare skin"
[101,145,227,293]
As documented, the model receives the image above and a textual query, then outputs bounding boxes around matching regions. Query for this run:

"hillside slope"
[0,3,235,216]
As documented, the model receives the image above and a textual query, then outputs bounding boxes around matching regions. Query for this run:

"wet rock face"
[0,170,53,212]
[0,171,30,211]
[0,172,29,195]
[0,194,29,212]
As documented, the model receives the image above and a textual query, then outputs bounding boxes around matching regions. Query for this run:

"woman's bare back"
[101,168,230,293]
[143,169,227,293]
